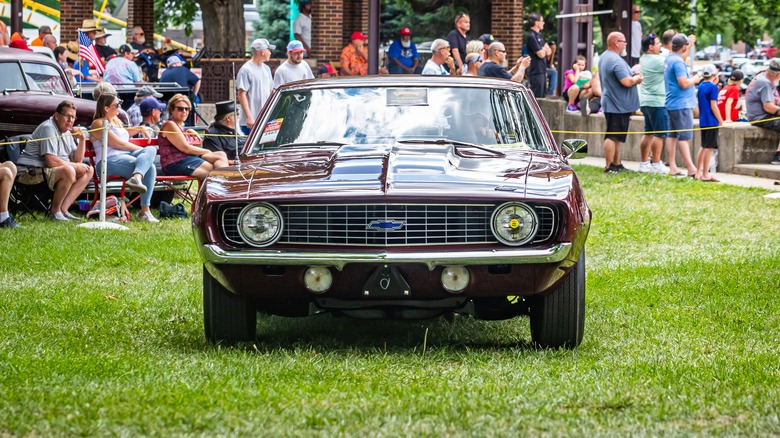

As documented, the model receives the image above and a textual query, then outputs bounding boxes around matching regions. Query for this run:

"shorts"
[753,117,780,133]
[162,155,205,177]
[604,112,632,143]
[16,167,57,191]
[668,109,694,140]
[641,106,669,138]
[701,127,719,149]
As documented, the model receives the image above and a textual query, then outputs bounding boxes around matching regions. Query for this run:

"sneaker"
[615,164,630,173]
[604,164,619,174]
[138,210,159,223]
[0,216,22,228]
[772,152,780,165]
[125,176,148,194]
[580,97,590,116]
[638,161,652,173]
[64,211,82,221]
[48,212,69,221]
[649,161,670,174]
[566,104,579,112]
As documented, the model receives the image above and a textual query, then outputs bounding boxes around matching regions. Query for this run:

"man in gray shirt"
[745,58,780,165]
[16,100,93,220]
[599,31,643,173]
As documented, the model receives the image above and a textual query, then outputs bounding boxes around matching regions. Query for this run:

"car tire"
[203,266,257,343]
[529,249,585,349]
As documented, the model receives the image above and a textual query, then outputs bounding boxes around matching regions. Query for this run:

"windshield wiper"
[278,140,349,148]
[397,138,505,158]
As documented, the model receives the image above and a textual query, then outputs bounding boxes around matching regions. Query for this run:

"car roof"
[0,46,59,63]
[276,75,529,92]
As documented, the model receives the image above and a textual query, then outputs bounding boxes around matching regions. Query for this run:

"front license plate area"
[363,265,411,297]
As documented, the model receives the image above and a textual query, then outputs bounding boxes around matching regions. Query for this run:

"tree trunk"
[196,0,246,55]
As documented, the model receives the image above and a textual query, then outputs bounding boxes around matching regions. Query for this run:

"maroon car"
[192,76,591,348]
[0,47,96,138]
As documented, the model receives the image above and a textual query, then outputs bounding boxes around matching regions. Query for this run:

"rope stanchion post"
[78,121,128,230]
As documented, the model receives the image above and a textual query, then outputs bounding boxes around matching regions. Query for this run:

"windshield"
[248,86,554,154]
[0,61,71,95]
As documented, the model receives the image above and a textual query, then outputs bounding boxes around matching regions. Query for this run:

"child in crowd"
[563,56,597,114]
[717,69,744,123]
[696,64,723,182]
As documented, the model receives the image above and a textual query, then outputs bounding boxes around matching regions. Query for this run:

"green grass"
[2,166,780,435]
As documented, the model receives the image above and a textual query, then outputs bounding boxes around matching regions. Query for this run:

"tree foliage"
[255,0,291,57]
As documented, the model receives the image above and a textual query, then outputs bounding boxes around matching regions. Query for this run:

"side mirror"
[561,138,588,162]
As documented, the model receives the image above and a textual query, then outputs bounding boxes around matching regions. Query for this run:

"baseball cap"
[287,40,306,52]
[671,34,689,51]
[118,44,138,54]
[139,97,166,115]
[351,31,368,41]
[166,55,183,66]
[135,85,163,99]
[769,58,780,74]
[728,69,744,81]
[9,39,32,51]
[700,64,718,78]
[251,38,276,51]
[400,28,411,36]
[479,34,495,46]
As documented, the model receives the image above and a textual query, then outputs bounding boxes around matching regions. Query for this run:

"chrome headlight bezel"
[237,202,283,248]
[490,202,538,246]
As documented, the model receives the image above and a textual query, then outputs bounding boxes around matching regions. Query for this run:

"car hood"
[205,143,576,202]
[0,92,96,136]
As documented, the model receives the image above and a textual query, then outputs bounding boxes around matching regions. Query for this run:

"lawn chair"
[1,135,52,217]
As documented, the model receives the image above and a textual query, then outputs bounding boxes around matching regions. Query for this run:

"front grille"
[219,203,557,247]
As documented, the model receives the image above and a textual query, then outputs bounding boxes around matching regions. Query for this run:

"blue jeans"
[546,68,558,96]
[98,147,157,207]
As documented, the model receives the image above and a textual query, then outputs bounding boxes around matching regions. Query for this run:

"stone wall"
[538,98,780,172]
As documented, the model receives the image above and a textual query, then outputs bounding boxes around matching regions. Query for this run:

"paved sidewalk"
[570,156,780,193]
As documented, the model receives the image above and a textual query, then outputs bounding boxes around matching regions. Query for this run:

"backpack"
[159,201,188,219]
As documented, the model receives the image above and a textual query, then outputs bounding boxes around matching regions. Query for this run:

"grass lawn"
[1,166,779,435]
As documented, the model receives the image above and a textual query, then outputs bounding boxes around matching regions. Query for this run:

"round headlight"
[237,202,283,247]
[491,202,538,246]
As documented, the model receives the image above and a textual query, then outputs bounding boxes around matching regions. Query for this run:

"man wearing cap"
[126,86,163,126]
[103,44,143,85]
[745,58,780,165]
[274,40,314,88]
[9,39,32,52]
[293,0,313,54]
[478,41,530,83]
[94,30,117,62]
[598,31,642,173]
[30,25,52,47]
[387,28,419,74]
[204,101,246,161]
[340,32,369,76]
[139,96,167,133]
[664,33,702,177]
[160,55,201,98]
[637,33,670,174]
[237,38,275,134]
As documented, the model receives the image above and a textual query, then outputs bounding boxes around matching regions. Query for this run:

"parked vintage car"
[0,47,96,139]
[192,76,591,348]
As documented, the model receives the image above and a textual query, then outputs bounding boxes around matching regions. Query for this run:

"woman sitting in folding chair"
[90,94,160,222]
[158,94,229,181]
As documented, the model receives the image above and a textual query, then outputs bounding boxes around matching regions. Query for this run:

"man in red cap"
[340,31,369,76]
[9,38,33,52]
[387,28,419,74]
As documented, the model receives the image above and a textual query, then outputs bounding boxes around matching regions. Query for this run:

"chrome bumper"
[199,243,571,271]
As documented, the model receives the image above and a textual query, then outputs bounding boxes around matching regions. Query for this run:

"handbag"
[86,195,129,221]
[159,201,188,219]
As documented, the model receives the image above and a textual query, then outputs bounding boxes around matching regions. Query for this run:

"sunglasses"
[173,106,191,112]
[110,99,123,108]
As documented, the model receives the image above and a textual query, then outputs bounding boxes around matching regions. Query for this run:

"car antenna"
[232,61,240,167]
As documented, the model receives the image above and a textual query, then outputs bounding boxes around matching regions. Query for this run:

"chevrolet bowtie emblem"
[366,220,405,231]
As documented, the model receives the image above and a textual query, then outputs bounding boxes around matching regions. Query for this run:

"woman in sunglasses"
[158,94,228,180]
[90,93,159,222]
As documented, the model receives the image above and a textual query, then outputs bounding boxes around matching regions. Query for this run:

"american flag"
[78,31,105,75]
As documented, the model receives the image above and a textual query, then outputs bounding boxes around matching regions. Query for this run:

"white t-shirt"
[273,61,314,88]
[293,13,312,49]
[236,60,274,127]
[421,59,449,75]
[631,20,642,58]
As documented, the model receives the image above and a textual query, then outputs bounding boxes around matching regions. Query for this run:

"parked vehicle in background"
[193,76,592,349]
[0,47,96,138]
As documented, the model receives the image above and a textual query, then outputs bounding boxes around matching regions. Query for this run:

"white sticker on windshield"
[259,118,283,144]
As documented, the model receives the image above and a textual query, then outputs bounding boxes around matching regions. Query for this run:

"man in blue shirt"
[598,31,642,173]
[387,28,419,74]
[160,55,201,99]
[664,34,702,177]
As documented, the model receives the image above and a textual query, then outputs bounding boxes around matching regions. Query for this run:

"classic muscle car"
[193,76,591,348]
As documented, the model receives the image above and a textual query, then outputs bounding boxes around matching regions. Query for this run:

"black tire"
[203,266,257,343]
[529,249,585,349]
